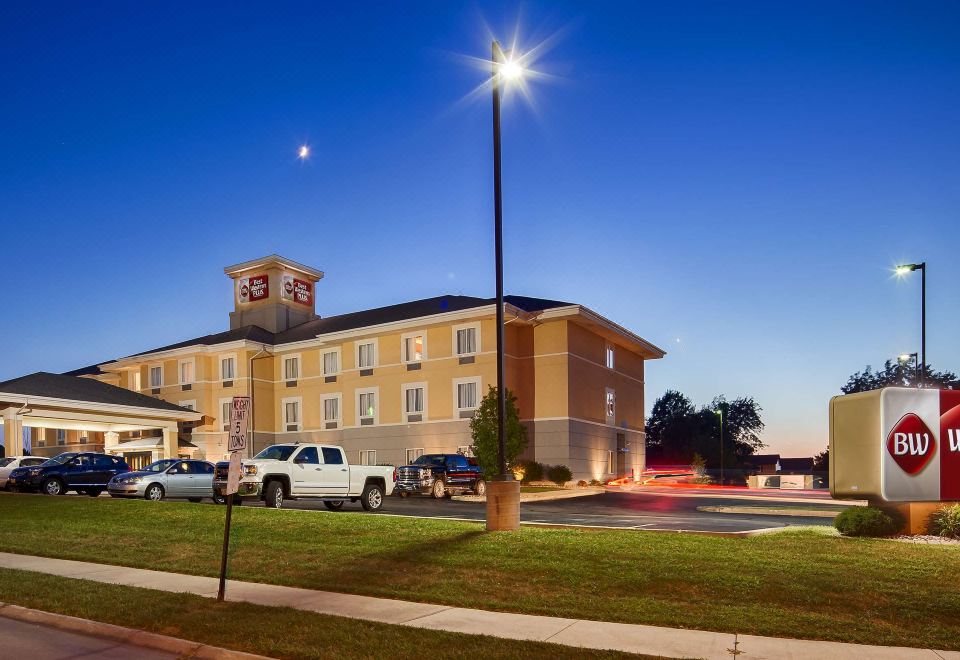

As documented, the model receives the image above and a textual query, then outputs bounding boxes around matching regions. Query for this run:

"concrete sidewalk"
[0,552,955,660]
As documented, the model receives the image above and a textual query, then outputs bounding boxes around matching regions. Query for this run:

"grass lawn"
[520,486,563,493]
[1,494,959,650]
[0,568,641,660]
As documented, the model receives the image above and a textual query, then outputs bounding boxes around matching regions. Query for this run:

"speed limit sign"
[228,396,250,453]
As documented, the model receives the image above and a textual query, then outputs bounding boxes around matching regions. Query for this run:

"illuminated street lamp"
[297,144,310,160]
[713,408,724,486]
[491,40,523,482]
[894,262,926,387]
[898,352,919,387]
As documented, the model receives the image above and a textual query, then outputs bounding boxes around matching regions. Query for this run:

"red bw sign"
[281,275,312,306]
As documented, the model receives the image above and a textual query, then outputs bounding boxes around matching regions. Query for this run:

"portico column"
[162,427,178,459]
[3,409,25,457]
[104,431,119,453]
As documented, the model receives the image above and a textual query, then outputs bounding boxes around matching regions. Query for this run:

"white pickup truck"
[213,443,396,511]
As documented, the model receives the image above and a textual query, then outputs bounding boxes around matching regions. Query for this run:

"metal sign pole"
[217,396,249,602]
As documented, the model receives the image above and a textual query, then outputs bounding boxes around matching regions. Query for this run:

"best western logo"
[886,413,936,475]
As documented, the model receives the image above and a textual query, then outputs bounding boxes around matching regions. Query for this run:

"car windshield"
[0,458,13,467]
[413,455,446,467]
[253,445,297,461]
[142,459,178,473]
[41,453,78,466]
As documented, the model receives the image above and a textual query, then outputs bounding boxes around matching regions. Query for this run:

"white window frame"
[401,331,427,363]
[322,393,342,427]
[283,354,301,381]
[220,354,237,381]
[457,445,474,457]
[178,358,196,385]
[405,448,424,464]
[359,449,377,466]
[608,450,615,475]
[605,344,615,370]
[355,387,379,426]
[149,365,164,388]
[355,339,378,369]
[282,396,303,432]
[179,399,197,411]
[219,397,233,432]
[605,388,616,425]
[130,370,141,392]
[322,348,341,376]
[453,376,482,416]
[401,382,428,423]
[452,322,481,357]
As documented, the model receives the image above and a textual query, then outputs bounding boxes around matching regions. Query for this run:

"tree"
[813,449,829,473]
[645,391,766,467]
[842,360,958,394]
[469,387,528,479]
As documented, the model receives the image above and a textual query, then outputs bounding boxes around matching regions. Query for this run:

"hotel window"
[402,333,425,363]
[607,450,615,475]
[359,450,377,466]
[323,395,341,429]
[457,445,474,457]
[605,388,616,424]
[179,359,195,385]
[454,324,479,356]
[403,383,426,423]
[605,344,615,369]
[130,371,141,392]
[56,429,66,446]
[221,356,236,381]
[283,355,300,381]
[221,399,232,432]
[181,400,196,411]
[79,433,88,445]
[357,341,377,369]
[322,350,340,376]
[283,398,302,432]
[357,388,378,426]
[406,448,424,464]
[149,366,163,388]
[454,377,480,418]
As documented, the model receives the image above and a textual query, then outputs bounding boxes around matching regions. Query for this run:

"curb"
[0,602,274,659]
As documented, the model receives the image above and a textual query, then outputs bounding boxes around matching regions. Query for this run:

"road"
[0,616,177,660]
[241,488,841,533]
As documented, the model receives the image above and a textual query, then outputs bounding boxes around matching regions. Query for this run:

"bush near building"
[928,504,960,539]
[518,460,545,484]
[834,507,905,537]
[547,464,573,487]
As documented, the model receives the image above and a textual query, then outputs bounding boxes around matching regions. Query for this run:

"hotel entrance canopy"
[0,372,202,457]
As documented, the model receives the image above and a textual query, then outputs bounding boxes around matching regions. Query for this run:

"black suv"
[395,454,485,499]
[8,452,130,497]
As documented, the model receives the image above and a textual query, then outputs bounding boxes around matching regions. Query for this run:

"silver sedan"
[108,459,222,502]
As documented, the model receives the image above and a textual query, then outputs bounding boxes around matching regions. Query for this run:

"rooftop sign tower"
[224,254,323,333]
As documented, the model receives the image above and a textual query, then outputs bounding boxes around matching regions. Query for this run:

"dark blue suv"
[8,452,130,497]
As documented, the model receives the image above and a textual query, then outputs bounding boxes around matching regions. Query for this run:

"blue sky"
[1,1,957,456]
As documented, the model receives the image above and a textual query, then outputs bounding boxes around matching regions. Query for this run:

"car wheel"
[42,478,64,496]
[188,497,202,503]
[432,478,446,499]
[323,500,344,511]
[361,484,384,511]
[144,484,165,501]
[265,481,284,509]
[87,489,103,497]
[473,479,487,497]
[212,493,226,505]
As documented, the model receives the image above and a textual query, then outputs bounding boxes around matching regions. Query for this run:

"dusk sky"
[1,1,957,456]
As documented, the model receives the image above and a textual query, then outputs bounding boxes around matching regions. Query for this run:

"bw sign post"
[218,396,250,601]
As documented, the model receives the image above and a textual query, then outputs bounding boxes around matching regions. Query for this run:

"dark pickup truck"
[394,454,485,499]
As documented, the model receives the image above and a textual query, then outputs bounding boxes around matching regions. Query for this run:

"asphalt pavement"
[0,616,177,660]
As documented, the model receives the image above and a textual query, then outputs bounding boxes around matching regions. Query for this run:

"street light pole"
[895,262,927,388]
[492,40,508,480]
[714,408,724,487]
[898,352,919,387]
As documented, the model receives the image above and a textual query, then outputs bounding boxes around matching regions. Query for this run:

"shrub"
[547,464,573,487]
[577,480,588,488]
[518,460,544,483]
[928,504,960,539]
[834,506,904,537]
[589,479,605,487]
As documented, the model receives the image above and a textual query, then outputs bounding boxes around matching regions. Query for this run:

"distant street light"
[297,145,310,160]
[898,352,920,387]
[714,407,724,486]
[894,262,926,387]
